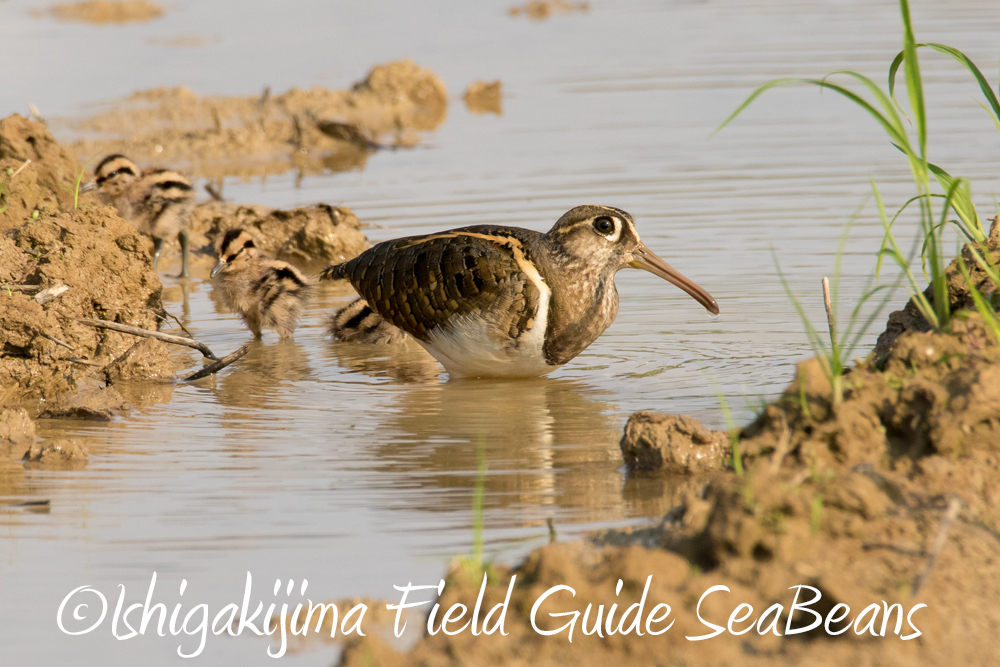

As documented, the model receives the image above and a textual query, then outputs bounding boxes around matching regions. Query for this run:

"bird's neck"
[536,247,620,366]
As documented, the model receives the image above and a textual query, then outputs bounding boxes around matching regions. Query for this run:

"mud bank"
[187,201,368,271]
[1,116,174,402]
[63,60,448,180]
[331,234,1000,666]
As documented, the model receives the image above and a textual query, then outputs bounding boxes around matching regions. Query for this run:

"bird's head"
[83,154,140,198]
[211,228,260,278]
[543,205,719,315]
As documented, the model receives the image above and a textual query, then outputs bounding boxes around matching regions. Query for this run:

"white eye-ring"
[592,216,621,241]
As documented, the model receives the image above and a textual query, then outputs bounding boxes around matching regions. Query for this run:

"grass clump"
[717,0,1000,333]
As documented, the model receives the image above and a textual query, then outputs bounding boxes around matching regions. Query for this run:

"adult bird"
[321,205,719,378]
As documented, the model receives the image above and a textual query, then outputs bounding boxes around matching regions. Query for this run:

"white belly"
[420,274,555,379]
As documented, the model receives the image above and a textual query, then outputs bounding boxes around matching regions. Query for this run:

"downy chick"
[86,154,194,277]
[327,297,409,344]
[211,228,311,339]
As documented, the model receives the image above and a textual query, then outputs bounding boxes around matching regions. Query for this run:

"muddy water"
[3,0,1000,664]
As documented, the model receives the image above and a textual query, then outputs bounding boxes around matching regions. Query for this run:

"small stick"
[181,345,248,382]
[912,497,962,597]
[1,284,43,293]
[78,318,218,360]
[159,309,194,339]
[769,412,791,475]
[102,339,145,378]
[822,276,836,349]
[34,283,69,305]
[204,182,224,202]
[37,331,74,351]
[10,159,32,179]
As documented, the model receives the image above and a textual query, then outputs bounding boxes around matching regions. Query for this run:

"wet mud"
[189,201,368,271]
[508,1,590,21]
[37,1,165,24]
[62,60,448,180]
[464,81,503,115]
[1,117,174,403]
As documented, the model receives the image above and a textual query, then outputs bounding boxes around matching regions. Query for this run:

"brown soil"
[332,236,1000,665]
[40,1,165,24]
[188,201,369,270]
[873,217,1000,362]
[62,60,448,180]
[464,81,503,115]
[620,412,727,474]
[1,115,174,403]
[508,0,590,20]
[1,407,90,498]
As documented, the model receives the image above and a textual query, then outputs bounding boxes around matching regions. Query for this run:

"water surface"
[2,0,999,663]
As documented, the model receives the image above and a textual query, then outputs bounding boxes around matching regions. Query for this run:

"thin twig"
[102,339,144,378]
[1,284,43,293]
[78,318,218,360]
[912,497,961,597]
[769,412,791,475]
[204,183,225,202]
[181,344,248,382]
[159,309,194,339]
[822,276,836,350]
[37,331,74,351]
[11,159,31,179]
[34,283,69,305]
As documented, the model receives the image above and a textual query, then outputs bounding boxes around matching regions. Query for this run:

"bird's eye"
[593,216,616,235]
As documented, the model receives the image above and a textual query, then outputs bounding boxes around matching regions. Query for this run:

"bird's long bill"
[210,260,225,278]
[79,180,96,193]
[629,244,720,315]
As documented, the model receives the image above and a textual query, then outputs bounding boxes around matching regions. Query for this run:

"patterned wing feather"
[339,230,540,344]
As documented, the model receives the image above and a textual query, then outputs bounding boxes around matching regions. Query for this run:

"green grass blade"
[715,77,908,147]
[923,43,1000,122]
[927,165,984,241]
[826,70,907,138]
[899,0,927,158]
[975,99,1000,137]
[772,248,832,369]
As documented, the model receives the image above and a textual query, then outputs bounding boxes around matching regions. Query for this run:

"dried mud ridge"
[63,60,448,180]
[333,229,1000,666]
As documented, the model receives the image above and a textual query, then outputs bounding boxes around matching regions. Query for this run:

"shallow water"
[3,0,1000,663]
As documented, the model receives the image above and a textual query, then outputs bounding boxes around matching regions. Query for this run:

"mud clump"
[39,1,164,24]
[64,60,448,181]
[509,0,590,20]
[620,412,727,474]
[873,217,1000,363]
[464,81,503,115]
[0,114,91,215]
[24,438,89,467]
[0,408,88,474]
[37,386,130,421]
[0,408,36,462]
[190,201,368,269]
[1,115,173,402]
